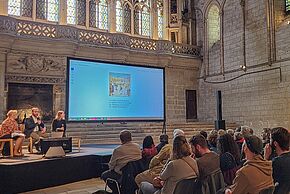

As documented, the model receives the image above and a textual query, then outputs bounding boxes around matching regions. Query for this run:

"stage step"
[65,122,238,145]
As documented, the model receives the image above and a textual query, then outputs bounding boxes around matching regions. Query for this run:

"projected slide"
[67,58,165,122]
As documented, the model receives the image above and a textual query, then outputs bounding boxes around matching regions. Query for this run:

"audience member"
[234,132,244,152]
[142,135,158,159]
[241,126,253,137]
[226,135,274,194]
[139,135,198,194]
[261,128,271,147]
[101,130,142,194]
[51,110,66,137]
[218,129,226,137]
[173,129,184,138]
[226,129,235,137]
[156,134,169,153]
[208,130,218,153]
[199,130,208,139]
[24,107,48,152]
[264,127,290,194]
[135,139,172,187]
[0,110,25,156]
[189,135,220,179]
[218,133,241,185]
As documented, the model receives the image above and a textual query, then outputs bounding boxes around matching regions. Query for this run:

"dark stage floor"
[0,144,118,194]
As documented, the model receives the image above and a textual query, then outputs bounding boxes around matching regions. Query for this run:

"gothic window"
[207,4,220,48]
[116,0,123,32]
[89,0,108,30]
[134,0,151,37]
[123,3,132,33]
[8,0,33,17]
[67,0,86,26]
[286,0,290,13]
[157,0,164,39]
[36,0,59,22]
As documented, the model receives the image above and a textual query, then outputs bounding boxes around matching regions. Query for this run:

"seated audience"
[264,127,290,194]
[199,130,208,139]
[208,129,219,153]
[142,135,157,159]
[226,135,274,194]
[189,135,220,179]
[156,134,169,153]
[218,129,226,137]
[241,126,253,137]
[24,107,48,152]
[139,135,198,194]
[218,134,241,185]
[0,110,25,156]
[135,139,172,187]
[261,128,271,147]
[101,130,142,194]
[51,110,66,137]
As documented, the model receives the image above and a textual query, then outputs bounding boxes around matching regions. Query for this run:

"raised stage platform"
[0,144,117,194]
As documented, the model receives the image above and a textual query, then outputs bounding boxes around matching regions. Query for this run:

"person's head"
[261,128,271,144]
[7,110,18,120]
[159,134,169,144]
[208,130,218,147]
[218,129,226,137]
[120,130,132,144]
[218,133,240,162]
[270,127,289,153]
[55,110,65,120]
[242,135,263,160]
[172,135,191,160]
[173,129,185,138]
[200,130,208,139]
[31,107,40,118]
[241,126,253,137]
[234,132,243,141]
[226,129,235,137]
[143,135,155,149]
[189,135,209,158]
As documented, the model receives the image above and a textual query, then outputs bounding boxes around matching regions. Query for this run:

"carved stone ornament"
[7,54,66,76]
[5,74,65,84]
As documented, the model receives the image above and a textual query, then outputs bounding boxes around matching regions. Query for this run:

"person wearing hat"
[225,135,274,194]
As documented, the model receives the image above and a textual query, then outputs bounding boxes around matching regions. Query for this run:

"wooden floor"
[20,178,106,194]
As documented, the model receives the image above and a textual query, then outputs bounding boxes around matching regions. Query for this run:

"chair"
[28,137,33,153]
[259,186,275,194]
[0,138,14,157]
[173,178,198,194]
[199,169,226,194]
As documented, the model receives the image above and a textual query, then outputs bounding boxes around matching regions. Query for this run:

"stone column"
[109,0,116,33]
[32,0,36,20]
[163,0,169,40]
[59,0,67,25]
[86,0,90,29]
[0,52,6,121]
[0,0,8,16]
[152,0,158,39]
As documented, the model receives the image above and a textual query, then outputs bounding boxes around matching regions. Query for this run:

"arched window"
[8,0,33,17]
[36,0,59,22]
[89,0,108,30]
[134,0,151,37]
[157,0,164,39]
[207,4,220,48]
[67,0,86,26]
[116,0,123,32]
[123,3,132,33]
[286,0,290,13]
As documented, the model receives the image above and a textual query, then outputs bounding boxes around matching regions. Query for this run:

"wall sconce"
[240,65,247,72]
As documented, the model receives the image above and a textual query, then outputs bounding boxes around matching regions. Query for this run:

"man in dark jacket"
[24,107,48,151]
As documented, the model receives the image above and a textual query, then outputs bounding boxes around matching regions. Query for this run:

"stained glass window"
[286,0,290,13]
[36,0,59,22]
[67,0,77,25]
[134,8,141,35]
[116,0,123,32]
[77,0,86,26]
[89,0,97,28]
[98,0,108,30]
[8,0,33,17]
[157,1,164,39]
[141,7,150,36]
[133,0,151,37]
[207,4,220,48]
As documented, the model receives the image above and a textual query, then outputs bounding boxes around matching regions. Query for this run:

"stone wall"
[196,0,290,132]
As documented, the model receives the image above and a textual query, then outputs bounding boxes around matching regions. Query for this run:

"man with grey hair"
[101,130,142,193]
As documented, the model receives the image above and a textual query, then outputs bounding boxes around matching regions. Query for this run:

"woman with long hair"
[218,133,241,185]
[51,110,66,137]
[142,135,157,159]
[0,110,25,156]
[140,135,199,194]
